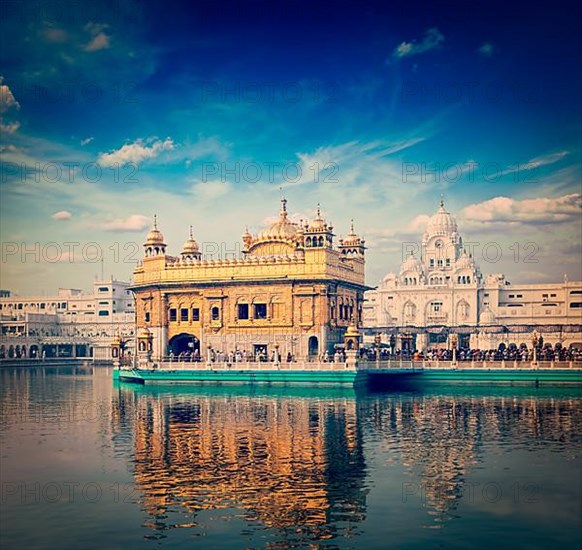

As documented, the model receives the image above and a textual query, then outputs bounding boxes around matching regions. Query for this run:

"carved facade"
[130,200,368,359]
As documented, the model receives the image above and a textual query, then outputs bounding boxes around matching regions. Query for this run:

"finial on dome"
[189,225,193,239]
[316,203,321,217]
[440,194,445,208]
[350,219,355,234]
[153,214,158,229]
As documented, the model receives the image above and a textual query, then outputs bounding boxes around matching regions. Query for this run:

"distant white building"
[363,201,582,351]
[0,278,135,360]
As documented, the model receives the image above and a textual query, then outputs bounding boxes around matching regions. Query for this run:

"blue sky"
[1,0,581,293]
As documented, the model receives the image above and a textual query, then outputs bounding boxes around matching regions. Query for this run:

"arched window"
[211,306,220,320]
[318,236,324,247]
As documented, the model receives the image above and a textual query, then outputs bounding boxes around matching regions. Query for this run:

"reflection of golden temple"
[127,392,367,535]
[108,389,582,535]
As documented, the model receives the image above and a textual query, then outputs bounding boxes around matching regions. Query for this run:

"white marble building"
[0,278,135,360]
[363,201,582,351]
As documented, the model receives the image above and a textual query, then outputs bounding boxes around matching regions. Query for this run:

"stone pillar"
[111,334,122,368]
[136,328,153,369]
[344,324,361,370]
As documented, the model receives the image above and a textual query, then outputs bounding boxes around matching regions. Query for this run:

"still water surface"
[1,365,581,549]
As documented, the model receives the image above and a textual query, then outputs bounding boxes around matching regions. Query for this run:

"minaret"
[181,226,201,260]
[339,219,366,257]
[303,203,334,248]
[143,215,167,258]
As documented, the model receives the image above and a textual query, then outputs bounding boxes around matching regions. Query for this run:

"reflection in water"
[112,387,368,540]
[111,385,582,540]
[1,367,581,548]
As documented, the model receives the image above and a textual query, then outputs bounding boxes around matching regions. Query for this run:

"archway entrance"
[168,333,200,358]
[308,336,319,357]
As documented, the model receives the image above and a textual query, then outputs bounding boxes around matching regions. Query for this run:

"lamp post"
[374,333,381,369]
[531,331,539,368]
[450,333,458,368]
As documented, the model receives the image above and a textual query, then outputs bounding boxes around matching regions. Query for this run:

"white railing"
[357,359,581,370]
[157,360,351,371]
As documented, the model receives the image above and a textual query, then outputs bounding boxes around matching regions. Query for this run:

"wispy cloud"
[52,210,72,221]
[98,137,174,167]
[393,28,444,58]
[521,151,569,170]
[81,137,94,146]
[102,214,150,232]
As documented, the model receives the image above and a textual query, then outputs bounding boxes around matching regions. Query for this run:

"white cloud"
[478,43,495,57]
[0,121,20,133]
[0,77,20,113]
[461,193,581,224]
[52,210,72,221]
[0,76,20,133]
[83,22,110,52]
[102,214,150,232]
[98,137,174,167]
[393,28,444,58]
[81,137,94,146]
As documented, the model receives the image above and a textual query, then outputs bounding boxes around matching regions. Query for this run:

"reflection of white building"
[0,279,135,360]
[363,201,582,351]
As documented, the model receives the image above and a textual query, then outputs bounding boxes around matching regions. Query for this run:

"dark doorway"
[168,333,200,356]
[308,336,319,357]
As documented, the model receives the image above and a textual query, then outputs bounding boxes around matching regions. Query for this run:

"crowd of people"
[167,348,351,363]
[360,343,582,363]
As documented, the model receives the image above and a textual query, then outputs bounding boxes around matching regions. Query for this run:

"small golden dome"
[137,327,151,338]
[309,204,327,230]
[181,226,200,254]
[144,215,165,246]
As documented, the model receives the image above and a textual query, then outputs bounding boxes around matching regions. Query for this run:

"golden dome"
[258,198,299,241]
[181,226,200,255]
[137,327,151,338]
[144,215,165,246]
[309,204,327,230]
[342,219,362,246]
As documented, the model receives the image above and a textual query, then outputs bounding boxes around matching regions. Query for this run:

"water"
[1,365,581,549]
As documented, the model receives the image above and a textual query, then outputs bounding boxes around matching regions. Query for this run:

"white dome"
[426,202,458,236]
[400,252,423,274]
[456,252,474,270]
